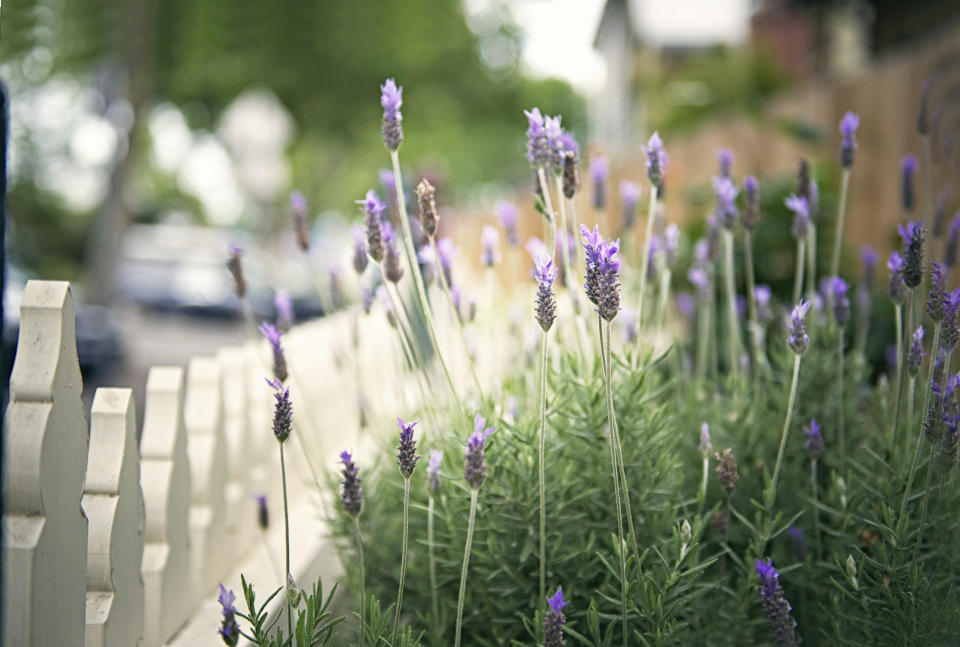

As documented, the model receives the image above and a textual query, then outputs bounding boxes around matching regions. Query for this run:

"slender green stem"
[697,456,709,515]
[744,230,761,376]
[655,267,671,333]
[811,457,821,559]
[390,150,463,414]
[552,174,571,286]
[279,442,292,641]
[806,223,817,304]
[838,328,846,473]
[599,317,628,647]
[792,238,806,307]
[892,291,915,451]
[637,185,659,331]
[428,496,439,638]
[894,303,904,394]
[454,489,479,647]
[907,376,916,448]
[393,477,411,644]
[353,517,365,647]
[384,278,429,377]
[536,167,557,252]
[430,236,484,399]
[537,329,549,600]
[914,443,937,563]
[723,230,741,380]
[898,322,941,537]
[769,354,802,509]
[830,168,851,280]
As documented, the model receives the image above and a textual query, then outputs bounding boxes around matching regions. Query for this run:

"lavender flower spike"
[396,417,421,478]
[888,252,907,304]
[786,300,811,355]
[275,290,294,332]
[266,377,292,442]
[427,449,443,492]
[902,154,918,211]
[496,201,519,246]
[839,111,860,168]
[524,107,550,168]
[699,423,713,457]
[908,326,926,378]
[804,418,824,456]
[718,148,734,178]
[713,176,739,229]
[290,190,310,251]
[534,258,558,331]
[755,559,799,646]
[340,450,363,517]
[416,178,439,237]
[464,413,496,489]
[543,586,569,647]
[642,132,668,186]
[928,262,947,322]
[382,221,404,283]
[226,242,246,299]
[352,226,369,276]
[714,448,739,494]
[829,277,851,327]
[259,322,288,383]
[784,195,810,239]
[380,78,403,152]
[743,176,759,229]
[481,225,501,268]
[359,190,387,263]
[217,584,240,646]
[620,180,642,230]
[898,221,925,289]
[580,224,621,321]
[590,155,608,209]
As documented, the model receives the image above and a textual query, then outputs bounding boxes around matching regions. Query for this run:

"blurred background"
[2,0,960,412]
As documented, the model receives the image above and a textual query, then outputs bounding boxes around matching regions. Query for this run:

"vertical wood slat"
[84,387,145,647]
[140,366,193,647]
[2,281,89,647]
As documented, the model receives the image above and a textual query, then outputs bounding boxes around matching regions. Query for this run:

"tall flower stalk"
[393,418,421,644]
[267,378,294,639]
[534,258,558,598]
[340,451,364,647]
[743,176,763,375]
[637,132,667,330]
[697,424,713,513]
[831,111,859,279]
[426,450,443,634]
[786,196,810,306]
[455,415,495,647]
[828,278,851,470]
[380,78,463,412]
[892,223,926,449]
[715,175,741,379]
[755,559,799,646]
[767,301,809,511]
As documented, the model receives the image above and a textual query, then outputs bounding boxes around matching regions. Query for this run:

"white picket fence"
[1,279,433,646]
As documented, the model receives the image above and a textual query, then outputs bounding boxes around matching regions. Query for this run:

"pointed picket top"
[84,387,145,647]
[3,280,88,647]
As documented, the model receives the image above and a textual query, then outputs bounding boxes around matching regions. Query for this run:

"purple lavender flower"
[274,290,294,332]
[784,195,810,240]
[755,285,773,322]
[786,300,811,355]
[664,224,680,268]
[718,148,734,178]
[259,322,288,383]
[339,451,363,517]
[481,225,501,267]
[253,493,269,530]
[496,201,519,246]
[464,413,495,489]
[544,114,567,173]
[290,190,311,251]
[743,176,759,230]
[941,287,960,351]
[688,267,711,303]
[396,417,421,478]
[226,242,246,299]
[380,78,404,152]
[699,423,713,458]
[928,262,947,322]
[908,326,926,378]
[580,224,621,321]
[804,418,823,456]
[898,221,925,289]
[382,221,404,283]
[902,155,918,211]
[266,377,292,442]
[352,226,368,276]
[534,258,558,332]
[437,237,458,287]
[590,155,608,209]
[829,277,851,326]
[888,252,907,304]
[524,108,551,168]
[861,246,877,288]
[526,237,550,269]
[217,584,240,646]
[755,559,798,646]
[620,180,642,230]
[839,111,859,168]
[787,526,807,561]
[713,176,739,229]
[427,449,443,492]
[416,178,439,237]
[947,213,960,269]
[543,586,568,647]
[562,147,580,199]
[642,132,668,186]
[359,190,387,263]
